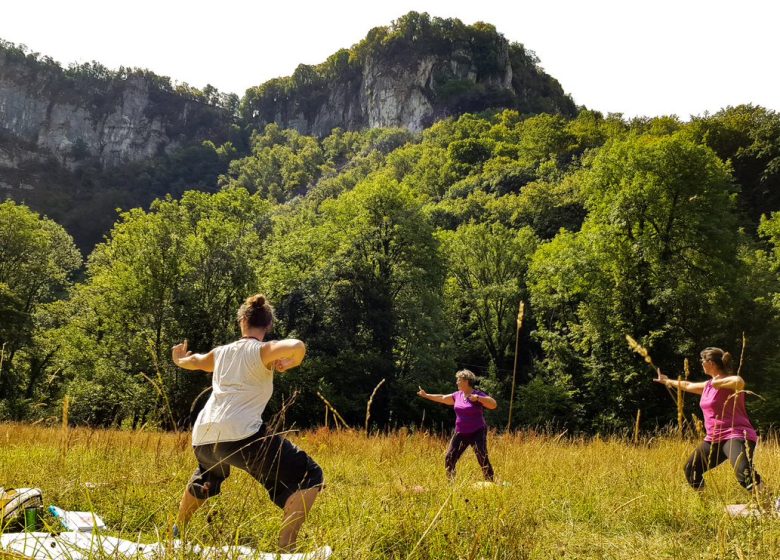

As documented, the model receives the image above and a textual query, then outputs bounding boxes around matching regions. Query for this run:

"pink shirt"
[450,390,488,434]
[700,380,757,443]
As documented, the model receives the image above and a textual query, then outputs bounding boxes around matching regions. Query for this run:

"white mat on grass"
[0,532,84,560]
[725,503,762,518]
[1,532,332,560]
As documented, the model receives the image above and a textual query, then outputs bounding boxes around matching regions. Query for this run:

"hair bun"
[245,294,265,308]
[237,294,275,330]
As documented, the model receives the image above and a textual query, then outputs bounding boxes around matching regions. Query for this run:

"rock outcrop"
[0,46,230,168]
[1,14,575,169]
[243,14,575,136]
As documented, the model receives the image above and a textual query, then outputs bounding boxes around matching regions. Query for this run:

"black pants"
[684,439,761,491]
[189,424,324,508]
[445,427,494,481]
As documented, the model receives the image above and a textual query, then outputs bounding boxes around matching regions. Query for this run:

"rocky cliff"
[0,43,231,168]
[242,13,576,136]
[0,13,577,250]
[1,14,574,170]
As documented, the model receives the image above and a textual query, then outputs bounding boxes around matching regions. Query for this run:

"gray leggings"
[684,439,761,491]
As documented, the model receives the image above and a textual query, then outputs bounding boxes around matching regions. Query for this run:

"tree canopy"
[3,104,780,434]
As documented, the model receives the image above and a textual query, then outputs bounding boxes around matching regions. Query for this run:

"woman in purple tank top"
[655,347,764,495]
[418,369,497,481]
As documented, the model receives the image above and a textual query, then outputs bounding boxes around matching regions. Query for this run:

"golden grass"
[1,424,780,559]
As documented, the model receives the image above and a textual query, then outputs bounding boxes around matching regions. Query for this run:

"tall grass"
[1,424,780,559]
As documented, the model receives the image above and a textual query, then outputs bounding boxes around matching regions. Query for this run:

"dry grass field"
[2,423,780,559]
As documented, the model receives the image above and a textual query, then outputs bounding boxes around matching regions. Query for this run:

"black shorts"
[188,424,324,509]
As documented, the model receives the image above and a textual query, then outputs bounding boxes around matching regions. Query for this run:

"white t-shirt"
[192,338,273,446]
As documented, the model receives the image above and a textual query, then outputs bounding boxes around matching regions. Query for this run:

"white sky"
[2,0,778,119]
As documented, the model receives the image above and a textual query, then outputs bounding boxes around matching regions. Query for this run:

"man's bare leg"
[279,487,320,552]
[175,488,207,537]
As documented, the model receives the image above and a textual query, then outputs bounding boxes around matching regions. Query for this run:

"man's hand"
[172,340,192,366]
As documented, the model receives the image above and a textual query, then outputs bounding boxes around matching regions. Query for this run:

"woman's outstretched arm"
[172,340,215,372]
[710,375,746,391]
[654,369,708,395]
[417,387,455,406]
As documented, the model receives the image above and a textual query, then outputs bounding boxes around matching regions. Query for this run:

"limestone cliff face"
[244,27,572,137]
[309,79,365,136]
[359,55,438,132]
[249,49,519,137]
[1,14,575,170]
[359,47,513,132]
[0,49,229,167]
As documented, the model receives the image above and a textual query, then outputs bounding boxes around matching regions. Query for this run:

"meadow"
[2,423,780,559]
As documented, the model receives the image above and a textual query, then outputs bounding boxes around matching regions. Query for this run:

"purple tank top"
[700,380,757,443]
[451,390,488,434]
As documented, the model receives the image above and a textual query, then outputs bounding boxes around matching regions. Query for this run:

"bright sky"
[2,0,778,119]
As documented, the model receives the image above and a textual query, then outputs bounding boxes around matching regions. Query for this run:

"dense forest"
[2,105,779,433]
[1,14,779,434]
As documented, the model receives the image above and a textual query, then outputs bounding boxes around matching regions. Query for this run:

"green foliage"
[258,175,451,427]
[448,137,495,168]
[690,105,780,226]
[0,201,81,417]
[43,189,271,427]
[508,43,577,116]
[222,124,325,202]
[50,139,235,249]
[220,124,416,204]
[515,376,581,428]
[439,223,538,375]
[731,218,780,425]
[528,133,747,427]
[759,212,780,276]
[5,89,780,432]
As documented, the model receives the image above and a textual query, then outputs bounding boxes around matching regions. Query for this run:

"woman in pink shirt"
[418,369,497,481]
[655,347,762,493]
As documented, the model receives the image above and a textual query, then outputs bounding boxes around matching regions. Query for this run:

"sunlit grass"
[2,424,780,559]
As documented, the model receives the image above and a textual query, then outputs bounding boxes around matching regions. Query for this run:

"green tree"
[49,189,271,427]
[528,133,743,429]
[220,124,317,202]
[0,201,81,417]
[259,174,451,427]
[439,223,538,374]
[758,212,780,311]
[742,212,780,422]
[690,105,780,226]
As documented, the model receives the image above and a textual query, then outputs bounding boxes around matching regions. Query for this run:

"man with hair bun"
[418,369,497,481]
[171,294,323,552]
[655,347,772,504]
